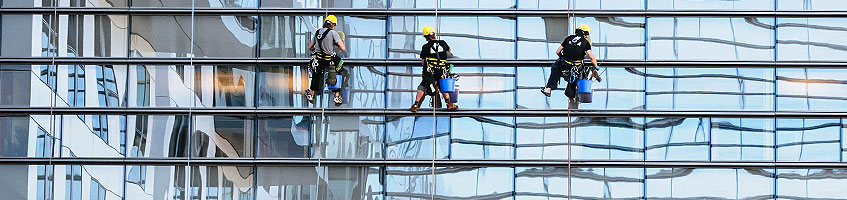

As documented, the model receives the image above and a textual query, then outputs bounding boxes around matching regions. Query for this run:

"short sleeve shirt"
[313,28,342,55]
[420,40,451,60]
[560,35,592,61]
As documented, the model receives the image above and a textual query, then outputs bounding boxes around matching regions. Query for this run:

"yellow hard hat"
[423,26,435,36]
[577,24,590,33]
[325,15,338,24]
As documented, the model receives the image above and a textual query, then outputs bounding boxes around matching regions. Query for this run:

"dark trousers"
[546,60,579,98]
[309,57,343,93]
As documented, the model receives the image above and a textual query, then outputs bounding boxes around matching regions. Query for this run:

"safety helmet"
[423,26,435,36]
[325,15,338,24]
[577,24,590,33]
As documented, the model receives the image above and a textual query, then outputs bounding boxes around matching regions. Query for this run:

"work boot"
[541,88,551,97]
[333,94,343,106]
[305,89,315,103]
[447,103,458,111]
[410,104,419,112]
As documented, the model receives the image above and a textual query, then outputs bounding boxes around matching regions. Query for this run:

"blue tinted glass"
[515,167,568,199]
[516,117,567,160]
[257,65,311,108]
[777,169,847,198]
[126,115,191,158]
[777,68,847,111]
[390,0,514,8]
[648,0,773,10]
[256,116,311,158]
[317,65,386,109]
[777,18,847,61]
[450,117,514,159]
[518,0,643,9]
[518,17,645,60]
[648,17,775,61]
[262,0,386,8]
[646,68,775,110]
[386,116,449,159]
[572,117,643,160]
[389,16,515,59]
[711,118,775,161]
[1,14,56,57]
[436,167,513,199]
[385,166,433,198]
[517,66,645,110]
[572,168,643,199]
[776,118,841,162]
[60,115,125,158]
[193,15,257,58]
[255,166,319,199]
[645,118,710,161]
[194,65,255,107]
[452,67,514,109]
[646,168,774,199]
[778,0,847,10]
[314,115,384,159]
[339,16,387,59]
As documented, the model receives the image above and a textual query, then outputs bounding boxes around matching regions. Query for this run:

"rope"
[566,1,574,200]
[431,1,439,200]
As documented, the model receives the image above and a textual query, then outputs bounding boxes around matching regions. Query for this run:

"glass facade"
[2,0,847,199]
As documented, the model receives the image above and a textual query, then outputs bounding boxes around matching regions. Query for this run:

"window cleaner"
[541,24,602,108]
[305,15,347,106]
[410,26,458,112]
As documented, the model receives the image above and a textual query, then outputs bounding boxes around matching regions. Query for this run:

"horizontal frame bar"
[2,107,846,117]
[1,8,847,17]
[0,158,844,168]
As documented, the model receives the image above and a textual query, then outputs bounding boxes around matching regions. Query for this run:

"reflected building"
[2,0,847,199]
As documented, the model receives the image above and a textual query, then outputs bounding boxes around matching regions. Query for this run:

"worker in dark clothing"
[410,26,458,112]
[306,15,346,106]
[541,24,602,107]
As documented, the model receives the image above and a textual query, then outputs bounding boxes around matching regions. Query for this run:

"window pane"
[262,0,385,8]
[0,115,54,157]
[258,16,319,58]
[778,0,847,10]
[435,167,513,199]
[648,17,775,61]
[777,18,847,61]
[1,65,54,107]
[57,15,128,57]
[777,169,847,198]
[58,0,125,7]
[256,166,319,199]
[130,0,190,7]
[386,116,449,159]
[195,0,256,7]
[450,116,514,160]
[126,165,188,200]
[60,115,126,157]
[1,14,57,57]
[130,15,192,58]
[518,0,643,10]
[193,15,257,58]
[385,166,433,199]
[572,117,644,160]
[645,67,775,110]
[55,165,125,200]
[193,115,255,158]
[386,66,422,109]
[257,116,311,158]
[517,66,645,110]
[390,0,514,8]
[517,17,645,60]
[777,68,847,111]
[0,165,54,199]
[645,118,710,161]
[194,65,255,107]
[314,115,384,159]
[319,166,383,199]
[516,117,567,160]
[389,16,515,59]
[571,168,643,199]
[257,65,311,108]
[315,65,386,109]
[646,168,774,199]
[126,115,191,158]
[452,67,514,109]
[0,0,54,7]
[127,65,196,107]
[341,16,387,59]
[190,166,254,200]
[776,118,841,162]
[648,0,773,10]
[711,118,775,161]
[515,167,568,199]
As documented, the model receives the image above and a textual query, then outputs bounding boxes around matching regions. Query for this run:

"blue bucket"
[439,78,455,93]
[327,74,342,90]
[577,79,592,94]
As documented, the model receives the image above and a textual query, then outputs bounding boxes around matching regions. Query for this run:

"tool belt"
[426,58,449,69]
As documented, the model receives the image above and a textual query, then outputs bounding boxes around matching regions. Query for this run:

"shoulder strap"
[315,28,333,53]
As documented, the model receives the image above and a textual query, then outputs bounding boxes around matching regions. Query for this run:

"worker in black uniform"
[410,26,458,112]
[541,24,602,108]
[305,15,346,106]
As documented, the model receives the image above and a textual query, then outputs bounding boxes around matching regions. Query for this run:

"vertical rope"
[566,1,573,199]
[431,1,440,200]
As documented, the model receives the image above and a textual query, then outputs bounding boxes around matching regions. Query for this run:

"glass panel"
[777,169,847,198]
[261,0,385,8]
[385,166,432,199]
[516,117,567,160]
[645,67,775,110]
[517,66,645,110]
[435,167,513,199]
[648,0,773,10]
[450,116,514,160]
[58,0,125,7]
[571,117,643,160]
[0,165,55,199]
[189,166,254,200]
[1,14,57,57]
[128,65,196,107]
[339,16,387,59]
[126,115,191,158]
[256,166,319,199]
[515,167,568,199]
[452,67,514,109]
[257,65,310,108]
[776,68,847,111]
[259,15,320,58]
[387,66,423,109]
[385,116,449,159]
[53,65,127,108]
[57,15,128,57]
[126,165,188,200]
[389,16,515,59]
[647,17,775,61]
[194,65,255,107]
[314,115,384,159]
[193,115,255,158]
[193,15,257,58]
[317,65,386,109]
[646,168,774,199]
[777,18,847,61]
[571,168,643,199]
[390,0,515,8]
[645,117,710,161]
[0,0,54,7]
[778,0,847,10]
[256,116,311,158]
[776,118,841,162]
[711,118,775,161]
[0,115,54,157]
[318,166,383,199]
[60,115,126,157]
[517,17,645,60]
[130,0,190,7]
[517,0,643,10]
[54,165,124,200]
[0,65,54,107]
[194,0,256,7]
[130,15,192,58]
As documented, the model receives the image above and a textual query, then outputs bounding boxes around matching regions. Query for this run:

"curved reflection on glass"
[262,0,385,8]
[317,65,386,109]
[777,68,847,111]
[193,15,257,58]
[648,0,773,10]
[645,67,775,110]
[776,118,841,162]
[517,66,645,110]
[777,169,847,199]
[192,115,255,158]
[57,15,128,58]
[711,118,775,161]
[130,15,193,57]
[0,14,56,57]
[390,0,515,9]
[778,0,847,10]
[260,16,385,59]
[257,115,311,158]
[257,65,311,108]
[645,117,710,161]
[60,114,126,158]
[126,115,191,158]
[189,165,254,200]
[518,17,645,60]
[646,168,774,199]
[385,116,449,159]
[125,165,187,200]
[195,65,256,107]
[451,116,514,159]
[313,115,384,159]
[777,18,847,61]
[648,17,775,61]
[516,117,568,160]
[389,16,515,59]
[517,0,644,10]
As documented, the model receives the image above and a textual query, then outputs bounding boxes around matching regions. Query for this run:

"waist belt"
[314,52,334,61]
[426,58,448,69]
[562,59,583,65]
